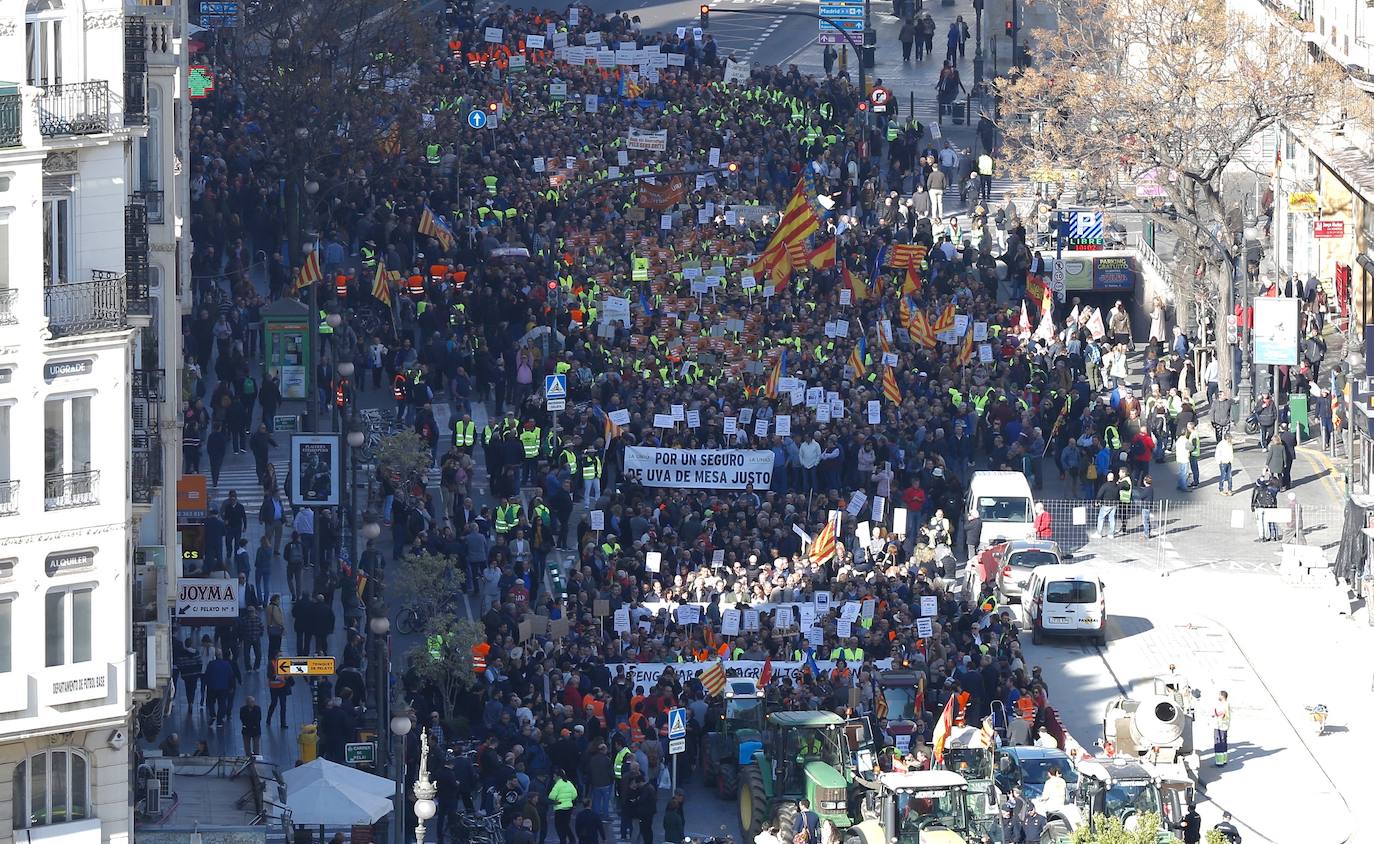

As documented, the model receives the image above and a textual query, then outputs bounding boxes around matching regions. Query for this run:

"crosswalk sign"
[667,707,688,740]
[544,374,567,399]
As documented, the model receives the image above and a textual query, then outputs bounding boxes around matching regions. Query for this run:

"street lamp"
[413,728,437,844]
[389,711,413,844]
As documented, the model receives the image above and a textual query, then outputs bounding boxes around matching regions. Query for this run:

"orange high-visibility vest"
[472,642,490,673]
[407,274,425,296]
[1017,696,1036,722]
[335,273,349,297]
[430,264,448,281]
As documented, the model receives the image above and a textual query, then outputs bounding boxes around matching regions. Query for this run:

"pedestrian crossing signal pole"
[700,5,709,27]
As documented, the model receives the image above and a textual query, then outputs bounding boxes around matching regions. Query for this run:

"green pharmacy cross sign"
[189,65,216,99]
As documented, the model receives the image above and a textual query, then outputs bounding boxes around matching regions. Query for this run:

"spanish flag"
[371,260,393,306]
[902,262,922,297]
[841,262,867,301]
[882,366,902,404]
[807,239,837,270]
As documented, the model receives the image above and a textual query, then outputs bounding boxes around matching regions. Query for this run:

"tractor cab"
[851,771,988,844]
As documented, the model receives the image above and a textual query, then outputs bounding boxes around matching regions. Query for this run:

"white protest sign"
[920,595,938,617]
[591,510,606,531]
[775,415,791,437]
[614,608,631,632]
[847,489,869,516]
[676,605,701,625]
[916,618,934,638]
[743,610,761,631]
[653,413,675,428]
[867,401,881,425]
[838,619,852,638]
[485,27,504,42]
[686,409,701,428]
[721,609,741,636]
[527,34,546,49]
[754,418,769,438]
[723,417,738,436]
[646,552,662,573]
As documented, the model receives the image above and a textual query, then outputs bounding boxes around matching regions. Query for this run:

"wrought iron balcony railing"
[37,81,111,137]
[0,288,17,325]
[126,203,151,315]
[0,480,18,516]
[0,93,20,148]
[44,470,99,510]
[131,445,162,505]
[45,273,128,337]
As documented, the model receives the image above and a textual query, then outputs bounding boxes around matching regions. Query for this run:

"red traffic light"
[1004,19,1014,34]
[487,100,499,112]
[700,5,709,26]
[857,101,868,111]
[547,280,558,290]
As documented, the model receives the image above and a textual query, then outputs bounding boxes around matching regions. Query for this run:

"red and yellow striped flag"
[882,367,902,404]
[956,326,976,368]
[700,660,727,696]
[902,262,922,297]
[294,249,322,292]
[809,516,838,565]
[371,260,392,306]
[933,303,956,334]
[909,310,936,349]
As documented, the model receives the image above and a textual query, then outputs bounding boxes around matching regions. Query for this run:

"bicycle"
[394,592,463,634]
[453,811,503,844]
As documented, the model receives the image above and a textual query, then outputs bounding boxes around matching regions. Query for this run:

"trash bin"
[298,723,319,763]
[952,101,966,125]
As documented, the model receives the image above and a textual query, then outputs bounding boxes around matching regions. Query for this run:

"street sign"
[275,656,337,676]
[669,737,687,755]
[176,578,239,619]
[546,398,566,412]
[544,374,567,399]
[1051,258,1066,302]
[345,742,376,765]
[869,87,892,114]
[667,707,688,740]
[467,109,488,130]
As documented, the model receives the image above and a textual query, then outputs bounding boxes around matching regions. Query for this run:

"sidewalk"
[1067,566,1356,843]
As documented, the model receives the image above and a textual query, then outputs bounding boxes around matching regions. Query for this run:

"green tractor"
[705,679,769,800]
[738,711,875,841]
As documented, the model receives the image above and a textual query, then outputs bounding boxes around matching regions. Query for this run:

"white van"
[1025,565,1108,646]
[965,471,1036,547]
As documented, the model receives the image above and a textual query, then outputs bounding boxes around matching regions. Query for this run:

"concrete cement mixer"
[1100,676,1201,788]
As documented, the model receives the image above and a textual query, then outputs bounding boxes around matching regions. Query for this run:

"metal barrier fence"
[1034,497,1347,573]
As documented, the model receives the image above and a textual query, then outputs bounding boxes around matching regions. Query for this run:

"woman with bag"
[266,663,291,729]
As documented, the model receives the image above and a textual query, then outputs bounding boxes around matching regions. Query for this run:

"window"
[45,586,92,667]
[42,175,73,286]
[1045,580,1099,604]
[0,597,10,673]
[138,88,161,188]
[12,750,89,829]
[25,18,62,88]
[44,395,90,479]
[0,403,9,478]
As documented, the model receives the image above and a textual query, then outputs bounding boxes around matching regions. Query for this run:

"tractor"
[737,711,875,841]
[1039,757,1187,844]
[934,726,999,824]
[874,671,924,741]
[847,770,996,844]
[704,679,768,800]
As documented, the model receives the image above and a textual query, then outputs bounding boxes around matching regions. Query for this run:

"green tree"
[406,617,485,719]
[389,549,464,624]
[1069,811,1172,844]
[376,430,432,486]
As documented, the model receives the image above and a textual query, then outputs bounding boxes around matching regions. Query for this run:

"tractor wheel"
[717,763,739,801]
[1043,819,1072,844]
[774,801,798,842]
[739,765,769,841]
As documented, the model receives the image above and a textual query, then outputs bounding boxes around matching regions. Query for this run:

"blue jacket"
[203,657,237,692]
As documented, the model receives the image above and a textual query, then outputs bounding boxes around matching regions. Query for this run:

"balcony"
[126,204,151,316]
[37,81,111,137]
[0,288,16,325]
[132,368,165,401]
[45,273,128,337]
[0,480,18,516]
[134,182,164,225]
[0,92,20,148]
[125,17,148,127]
[45,470,99,510]
[131,443,162,505]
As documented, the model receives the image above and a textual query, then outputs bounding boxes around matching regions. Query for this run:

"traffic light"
[1004,19,1014,36]
[725,161,739,174]
[700,5,709,27]
[487,99,499,113]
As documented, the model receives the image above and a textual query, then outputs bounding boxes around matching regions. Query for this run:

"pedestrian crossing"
[206,461,288,516]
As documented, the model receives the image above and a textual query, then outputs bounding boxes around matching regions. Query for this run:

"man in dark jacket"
[202,649,239,728]
[1278,422,1298,489]
[311,592,335,654]
[1211,390,1234,440]
[222,492,248,559]
[249,424,278,485]
[207,423,229,486]
[237,605,264,671]
[962,513,982,562]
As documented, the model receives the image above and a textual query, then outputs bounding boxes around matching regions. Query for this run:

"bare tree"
[218,0,426,258]
[994,0,1336,392]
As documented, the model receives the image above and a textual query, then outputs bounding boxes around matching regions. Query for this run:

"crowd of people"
[160,0,1316,841]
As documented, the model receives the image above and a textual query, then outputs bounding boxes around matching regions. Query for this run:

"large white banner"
[623,446,774,489]
[610,659,894,689]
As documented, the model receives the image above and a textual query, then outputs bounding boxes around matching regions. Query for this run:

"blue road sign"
[544,374,567,399]
[667,707,688,740]
[467,109,488,130]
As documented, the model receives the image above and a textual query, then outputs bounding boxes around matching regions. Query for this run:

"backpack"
[1084,343,1102,365]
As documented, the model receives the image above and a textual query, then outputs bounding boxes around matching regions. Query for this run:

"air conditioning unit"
[145,781,161,815]
[149,758,175,800]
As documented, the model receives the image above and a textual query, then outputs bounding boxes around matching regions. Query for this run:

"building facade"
[0,0,187,841]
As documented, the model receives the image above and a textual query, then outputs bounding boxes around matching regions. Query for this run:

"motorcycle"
[1305,704,1328,736]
